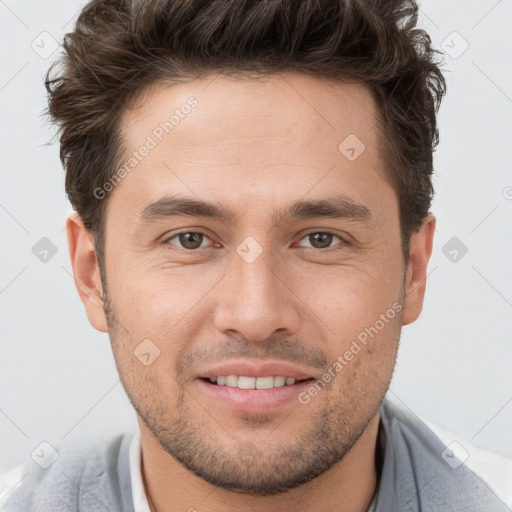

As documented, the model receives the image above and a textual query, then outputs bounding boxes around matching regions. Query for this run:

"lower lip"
[196,378,314,412]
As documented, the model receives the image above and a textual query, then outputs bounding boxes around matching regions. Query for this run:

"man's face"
[91,72,411,494]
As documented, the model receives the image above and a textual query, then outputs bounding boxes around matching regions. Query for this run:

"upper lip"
[195,361,316,381]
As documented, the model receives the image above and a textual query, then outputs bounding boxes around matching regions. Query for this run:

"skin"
[67,71,435,512]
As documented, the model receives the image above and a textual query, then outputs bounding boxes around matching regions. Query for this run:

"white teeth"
[226,375,238,387]
[208,375,298,389]
[237,376,256,389]
[273,376,286,387]
[256,376,274,389]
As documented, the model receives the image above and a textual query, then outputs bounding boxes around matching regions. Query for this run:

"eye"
[164,231,213,251]
[296,231,347,250]
[162,230,349,253]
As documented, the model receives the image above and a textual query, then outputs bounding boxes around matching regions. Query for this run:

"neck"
[139,412,380,512]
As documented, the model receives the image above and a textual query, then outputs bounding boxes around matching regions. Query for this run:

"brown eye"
[297,232,344,250]
[166,232,210,250]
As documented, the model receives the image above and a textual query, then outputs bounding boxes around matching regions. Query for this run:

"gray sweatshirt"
[1,397,509,511]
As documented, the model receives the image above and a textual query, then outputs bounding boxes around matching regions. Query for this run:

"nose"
[213,245,301,342]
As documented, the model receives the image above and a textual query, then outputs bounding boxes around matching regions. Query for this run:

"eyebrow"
[136,193,373,226]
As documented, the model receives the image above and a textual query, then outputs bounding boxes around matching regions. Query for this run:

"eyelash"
[162,230,350,253]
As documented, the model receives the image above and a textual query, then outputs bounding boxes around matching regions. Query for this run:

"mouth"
[196,375,316,412]
[200,375,313,389]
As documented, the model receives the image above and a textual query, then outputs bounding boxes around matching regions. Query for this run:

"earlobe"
[66,213,109,333]
[401,214,436,326]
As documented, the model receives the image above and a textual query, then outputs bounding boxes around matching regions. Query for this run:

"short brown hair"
[44,0,446,270]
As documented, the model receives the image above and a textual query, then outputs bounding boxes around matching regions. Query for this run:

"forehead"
[121,72,379,154]
[109,72,393,227]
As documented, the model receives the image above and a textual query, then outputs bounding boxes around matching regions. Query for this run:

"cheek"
[322,314,401,406]
[292,260,403,382]
[109,258,189,321]
[107,263,216,366]
[295,262,402,331]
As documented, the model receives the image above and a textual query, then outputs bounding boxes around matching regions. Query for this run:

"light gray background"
[1,0,511,473]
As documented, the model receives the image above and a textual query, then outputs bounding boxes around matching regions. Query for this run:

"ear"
[401,213,436,326]
[66,213,108,332]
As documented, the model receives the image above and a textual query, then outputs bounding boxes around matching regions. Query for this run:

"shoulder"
[419,414,512,508]
[0,433,134,512]
[379,395,512,510]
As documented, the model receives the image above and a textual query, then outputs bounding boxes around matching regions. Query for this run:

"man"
[1,0,511,510]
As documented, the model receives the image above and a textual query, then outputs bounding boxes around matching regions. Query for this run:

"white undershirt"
[129,431,151,512]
